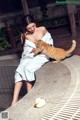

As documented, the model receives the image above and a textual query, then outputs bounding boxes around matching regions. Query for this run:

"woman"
[11,15,54,106]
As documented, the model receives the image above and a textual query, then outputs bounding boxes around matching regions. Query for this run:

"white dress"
[15,31,53,83]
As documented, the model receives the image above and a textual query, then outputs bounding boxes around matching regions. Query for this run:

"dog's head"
[35,40,43,47]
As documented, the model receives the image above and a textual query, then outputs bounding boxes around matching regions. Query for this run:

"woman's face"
[26,23,37,33]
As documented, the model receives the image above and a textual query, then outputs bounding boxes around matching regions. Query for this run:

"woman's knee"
[14,72,22,83]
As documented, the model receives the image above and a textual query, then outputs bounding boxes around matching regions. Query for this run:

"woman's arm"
[41,26,48,35]
[21,33,25,44]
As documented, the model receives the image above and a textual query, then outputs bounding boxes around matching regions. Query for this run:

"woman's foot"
[11,100,17,106]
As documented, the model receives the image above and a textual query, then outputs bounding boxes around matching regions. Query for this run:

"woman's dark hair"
[21,15,37,45]
[22,15,37,27]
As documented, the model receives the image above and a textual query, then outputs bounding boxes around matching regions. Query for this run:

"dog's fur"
[34,40,76,63]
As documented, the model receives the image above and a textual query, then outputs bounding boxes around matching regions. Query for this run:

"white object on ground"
[34,98,46,108]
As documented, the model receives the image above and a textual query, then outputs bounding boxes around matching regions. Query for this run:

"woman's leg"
[24,55,49,81]
[26,81,33,92]
[11,81,23,106]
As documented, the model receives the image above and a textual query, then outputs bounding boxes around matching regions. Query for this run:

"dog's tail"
[65,40,76,56]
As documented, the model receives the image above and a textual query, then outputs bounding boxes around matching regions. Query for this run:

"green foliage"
[0,28,11,51]
[0,37,11,51]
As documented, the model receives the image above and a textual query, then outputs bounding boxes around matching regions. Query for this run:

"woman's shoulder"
[39,26,46,29]
[38,26,47,33]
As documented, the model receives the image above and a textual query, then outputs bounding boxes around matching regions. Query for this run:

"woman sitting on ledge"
[11,15,54,106]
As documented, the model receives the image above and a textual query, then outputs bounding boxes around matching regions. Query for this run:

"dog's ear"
[34,40,38,44]
[35,40,40,44]
[34,40,42,45]
[38,40,42,43]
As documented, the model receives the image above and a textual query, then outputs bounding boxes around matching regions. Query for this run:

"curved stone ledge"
[42,55,80,120]
[0,55,80,120]
[6,57,72,120]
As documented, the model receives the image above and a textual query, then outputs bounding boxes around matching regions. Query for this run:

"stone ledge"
[6,57,72,120]
[0,55,80,120]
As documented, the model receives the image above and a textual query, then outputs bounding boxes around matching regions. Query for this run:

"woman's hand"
[30,48,36,53]
[24,32,28,39]
[21,32,28,41]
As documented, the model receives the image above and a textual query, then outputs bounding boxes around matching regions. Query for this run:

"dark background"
[0,0,54,13]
